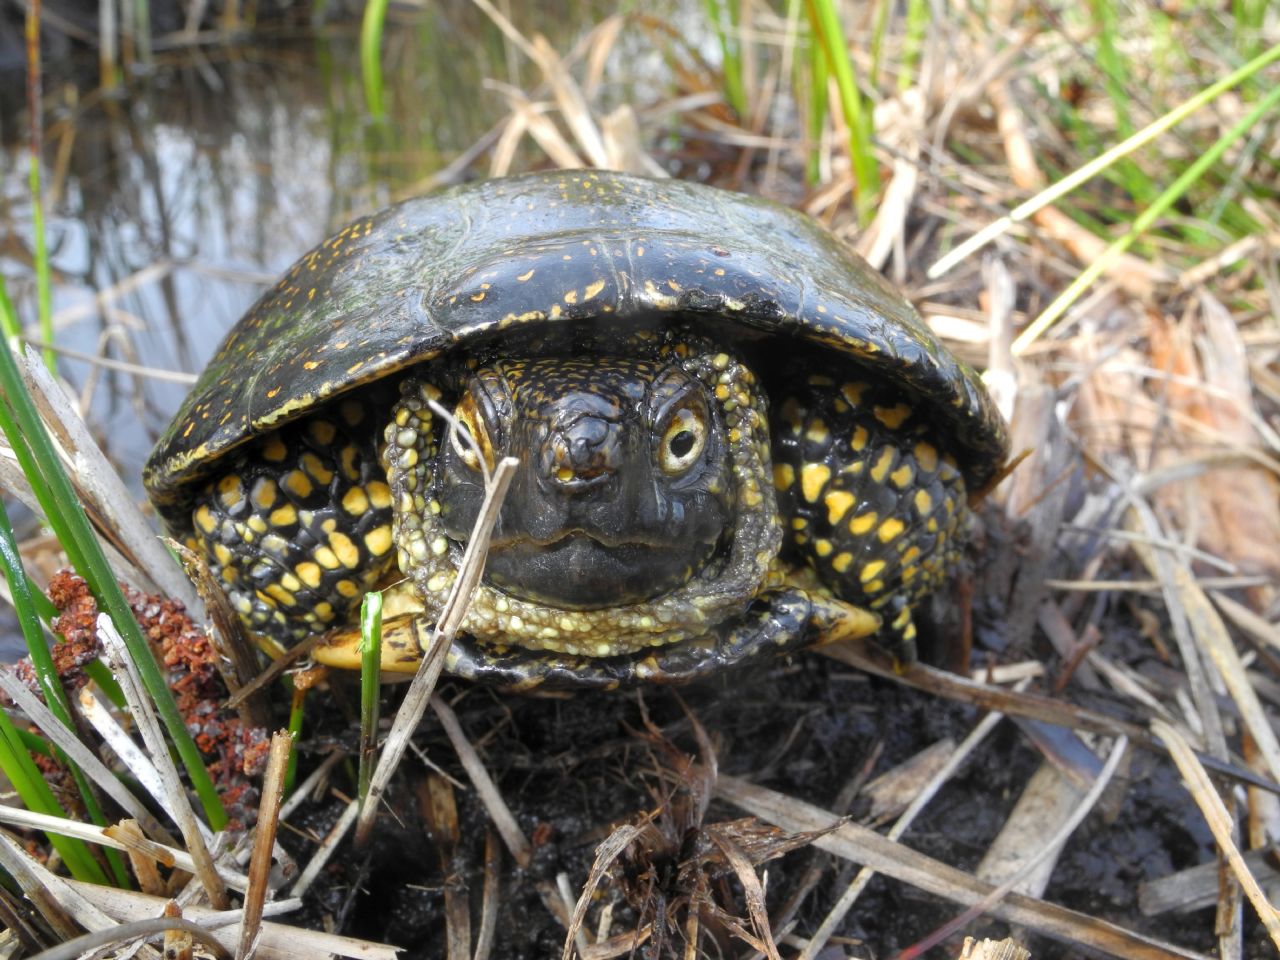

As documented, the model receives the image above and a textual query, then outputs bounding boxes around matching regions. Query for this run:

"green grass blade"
[703,0,748,118]
[1016,79,1280,354]
[284,677,305,796]
[23,4,54,373]
[361,0,390,120]
[805,0,879,223]
[0,279,227,830]
[931,40,1280,278]
[357,591,383,814]
[897,0,926,92]
[0,707,106,883]
[0,499,129,886]
[805,13,829,186]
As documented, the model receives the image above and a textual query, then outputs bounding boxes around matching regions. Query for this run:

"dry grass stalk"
[0,830,83,942]
[958,938,1031,960]
[163,900,197,960]
[0,805,247,892]
[0,666,175,845]
[472,829,501,960]
[431,694,531,867]
[1152,719,1280,949]
[96,613,229,910]
[288,798,359,899]
[420,774,471,960]
[353,455,517,848]
[18,347,199,610]
[26,914,232,960]
[63,880,393,960]
[1140,846,1280,917]
[112,820,166,897]
[715,772,1205,960]
[796,688,1020,960]
[236,730,293,960]
[905,737,1129,954]
[75,684,182,824]
[166,538,273,731]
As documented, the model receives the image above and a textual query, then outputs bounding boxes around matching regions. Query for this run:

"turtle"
[144,170,1008,690]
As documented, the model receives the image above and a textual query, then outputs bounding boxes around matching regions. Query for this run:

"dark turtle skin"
[145,170,1008,689]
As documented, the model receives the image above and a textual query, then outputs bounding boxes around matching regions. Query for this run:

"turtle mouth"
[483,532,711,609]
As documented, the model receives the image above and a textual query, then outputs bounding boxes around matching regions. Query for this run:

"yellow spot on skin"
[849,512,877,535]
[329,532,360,568]
[213,543,233,567]
[217,475,244,509]
[470,291,486,302]
[791,517,808,530]
[247,516,267,534]
[339,446,361,482]
[342,487,369,515]
[801,463,831,502]
[914,442,939,472]
[875,404,912,430]
[297,562,322,588]
[860,560,886,584]
[850,425,869,452]
[364,525,393,556]
[914,489,933,514]
[309,420,336,445]
[773,463,795,491]
[302,453,334,485]
[367,482,392,509]
[870,448,896,484]
[582,279,606,300]
[304,361,320,370]
[283,470,313,499]
[841,382,867,406]
[251,478,278,510]
[315,602,335,621]
[814,539,833,557]
[516,268,535,282]
[564,289,578,304]
[269,504,297,527]
[340,401,364,427]
[315,546,341,570]
[832,552,853,574]
[265,583,296,607]
[805,419,830,445]
[878,518,906,543]
[890,463,914,489]
[195,505,217,534]
[336,579,360,598]
[902,545,922,565]
[825,490,855,525]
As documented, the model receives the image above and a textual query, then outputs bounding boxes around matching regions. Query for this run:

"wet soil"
[282,634,1241,958]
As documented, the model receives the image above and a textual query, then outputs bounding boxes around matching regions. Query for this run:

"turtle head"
[435,357,733,608]
[381,336,779,658]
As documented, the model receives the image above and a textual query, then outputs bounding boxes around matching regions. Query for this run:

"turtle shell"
[145,170,1007,521]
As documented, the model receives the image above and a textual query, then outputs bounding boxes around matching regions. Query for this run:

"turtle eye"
[450,393,495,473]
[658,404,708,475]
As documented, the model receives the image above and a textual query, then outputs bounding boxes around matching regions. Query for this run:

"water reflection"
[1,2,677,490]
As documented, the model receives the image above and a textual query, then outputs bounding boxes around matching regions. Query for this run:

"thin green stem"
[361,0,390,120]
[357,591,383,813]
[805,0,879,223]
[1015,80,1280,354]
[0,279,227,830]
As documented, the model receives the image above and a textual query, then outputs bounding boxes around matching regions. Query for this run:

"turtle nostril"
[549,416,619,485]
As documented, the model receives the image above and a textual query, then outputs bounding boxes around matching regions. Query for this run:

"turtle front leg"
[187,399,397,643]
[770,371,970,665]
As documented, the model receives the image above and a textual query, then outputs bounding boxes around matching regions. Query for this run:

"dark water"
[0,1,693,494]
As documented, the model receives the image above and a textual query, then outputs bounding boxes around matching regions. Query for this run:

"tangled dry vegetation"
[1,2,1279,959]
